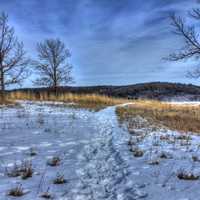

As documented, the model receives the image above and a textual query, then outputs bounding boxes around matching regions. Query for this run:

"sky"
[1,0,200,86]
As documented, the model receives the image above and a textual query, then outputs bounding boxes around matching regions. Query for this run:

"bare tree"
[0,12,29,100]
[34,38,74,92]
[167,9,200,78]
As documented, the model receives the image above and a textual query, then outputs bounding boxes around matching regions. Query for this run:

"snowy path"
[68,106,146,200]
[1,101,200,200]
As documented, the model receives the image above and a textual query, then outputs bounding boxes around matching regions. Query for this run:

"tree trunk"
[53,67,58,96]
[0,68,5,102]
[53,83,58,97]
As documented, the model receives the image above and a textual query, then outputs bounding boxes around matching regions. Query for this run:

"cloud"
[0,0,199,86]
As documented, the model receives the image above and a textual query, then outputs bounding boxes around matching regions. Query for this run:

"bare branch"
[187,67,200,79]
[170,14,200,51]
[164,14,200,62]
[0,12,29,93]
[33,38,74,89]
[189,8,200,20]
[166,11,200,80]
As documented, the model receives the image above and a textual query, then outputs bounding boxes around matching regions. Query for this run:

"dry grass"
[177,169,199,180]
[8,184,24,197]
[6,91,127,110]
[0,96,16,106]
[116,100,200,133]
[131,147,144,157]
[47,156,61,167]
[40,188,53,199]
[6,160,33,180]
[53,173,66,184]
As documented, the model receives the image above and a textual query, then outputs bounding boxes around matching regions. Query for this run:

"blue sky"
[1,0,200,86]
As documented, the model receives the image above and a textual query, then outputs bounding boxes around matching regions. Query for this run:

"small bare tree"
[0,12,29,101]
[34,39,74,92]
[167,9,200,78]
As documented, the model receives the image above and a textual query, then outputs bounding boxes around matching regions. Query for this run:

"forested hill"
[10,82,200,101]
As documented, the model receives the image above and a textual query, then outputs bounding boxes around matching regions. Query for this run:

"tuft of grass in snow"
[28,147,37,157]
[6,160,33,180]
[116,100,200,133]
[148,159,160,165]
[40,193,52,199]
[130,147,144,157]
[192,155,199,162]
[40,188,53,199]
[177,169,200,180]
[21,163,34,180]
[53,173,67,184]
[47,156,61,167]
[7,184,25,197]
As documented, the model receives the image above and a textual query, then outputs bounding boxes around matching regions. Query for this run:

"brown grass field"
[4,91,127,109]
[0,95,16,106]
[116,100,200,133]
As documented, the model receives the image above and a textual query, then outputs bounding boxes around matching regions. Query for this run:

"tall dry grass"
[116,100,200,133]
[6,91,127,109]
[0,93,15,106]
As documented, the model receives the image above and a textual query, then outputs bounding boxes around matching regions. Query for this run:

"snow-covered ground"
[0,101,200,200]
[168,101,200,106]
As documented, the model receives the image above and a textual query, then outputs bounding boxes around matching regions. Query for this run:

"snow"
[168,101,200,106]
[0,101,200,199]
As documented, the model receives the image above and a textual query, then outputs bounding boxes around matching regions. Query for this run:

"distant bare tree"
[34,39,74,92]
[167,9,200,78]
[0,12,29,100]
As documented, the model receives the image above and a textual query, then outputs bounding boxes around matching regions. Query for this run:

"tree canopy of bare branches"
[34,38,74,91]
[0,12,29,99]
[167,9,200,78]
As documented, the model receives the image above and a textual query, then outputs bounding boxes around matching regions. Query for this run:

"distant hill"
[10,82,200,101]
